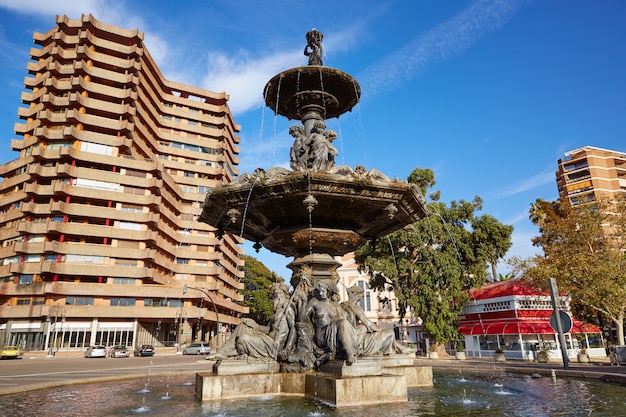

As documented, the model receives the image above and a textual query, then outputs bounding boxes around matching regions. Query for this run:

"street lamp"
[183,284,220,346]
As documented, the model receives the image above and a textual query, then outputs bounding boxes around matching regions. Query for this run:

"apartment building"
[0,15,247,353]
[556,146,626,205]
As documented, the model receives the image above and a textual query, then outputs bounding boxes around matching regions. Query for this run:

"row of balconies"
[18,92,138,122]
[30,43,141,73]
[7,261,222,280]
[0,303,244,325]
[22,181,162,207]
[23,74,137,105]
[0,276,244,312]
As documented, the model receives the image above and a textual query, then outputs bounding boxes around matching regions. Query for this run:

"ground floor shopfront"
[0,317,224,353]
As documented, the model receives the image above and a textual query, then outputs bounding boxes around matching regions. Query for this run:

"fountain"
[197,29,431,407]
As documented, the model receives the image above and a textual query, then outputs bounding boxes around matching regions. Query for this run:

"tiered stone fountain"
[197,29,432,407]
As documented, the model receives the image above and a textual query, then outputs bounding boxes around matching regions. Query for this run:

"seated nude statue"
[208,282,295,361]
[305,280,358,365]
[342,285,415,356]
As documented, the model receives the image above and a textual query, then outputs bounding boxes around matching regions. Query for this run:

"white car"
[182,342,211,355]
[84,345,107,358]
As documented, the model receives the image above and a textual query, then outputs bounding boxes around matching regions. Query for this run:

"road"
[0,353,212,396]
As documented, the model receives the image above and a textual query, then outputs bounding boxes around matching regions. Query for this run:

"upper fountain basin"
[199,166,428,258]
[263,66,361,121]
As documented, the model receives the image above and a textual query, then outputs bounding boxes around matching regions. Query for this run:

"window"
[112,277,137,284]
[19,275,34,284]
[357,280,372,312]
[66,254,107,264]
[120,204,143,213]
[2,256,19,265]
[66,296,94,305]
[17,299,31,305]
[144,298,168,307]
[110,298,136,306]
[47,141,73,150]
[25,254,41,263]
[45,254,62,262]
[119,222,142,230]
[74,178,120,191]
[177,259,189,265]
[80,142,113,156]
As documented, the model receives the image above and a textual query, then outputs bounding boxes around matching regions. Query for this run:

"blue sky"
[1,0,625,280]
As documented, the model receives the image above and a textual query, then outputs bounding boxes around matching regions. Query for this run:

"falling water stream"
[2,370,625,416]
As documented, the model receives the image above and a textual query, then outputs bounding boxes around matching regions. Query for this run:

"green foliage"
[240,255,284,325]
[354,167,513,345]
[519,197,626,345]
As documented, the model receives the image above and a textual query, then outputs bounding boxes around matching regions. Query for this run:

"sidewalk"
[415,355,626,385]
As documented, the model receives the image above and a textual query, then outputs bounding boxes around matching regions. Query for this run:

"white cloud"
[358,0,533,98]
[201,49,304,116]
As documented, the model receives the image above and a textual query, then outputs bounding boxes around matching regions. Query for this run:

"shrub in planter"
[455,344,466,360]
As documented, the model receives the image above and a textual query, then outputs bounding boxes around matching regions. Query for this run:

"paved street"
[0,353,211,396]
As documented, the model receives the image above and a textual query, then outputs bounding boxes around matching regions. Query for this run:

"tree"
[354,167,513,353]
[519,197,626,345]
[472,214,513,281]
[241,255,284,325]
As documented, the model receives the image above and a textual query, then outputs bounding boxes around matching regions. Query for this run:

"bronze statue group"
[208,271,414,372]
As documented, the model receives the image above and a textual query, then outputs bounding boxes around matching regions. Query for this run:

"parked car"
[0,345,21,359]
[182,342,211,355]
[109,345,130,358]
[134,345,155,357]
[84,345,107,358]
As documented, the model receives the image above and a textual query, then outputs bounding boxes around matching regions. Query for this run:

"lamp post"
[183,285,220,347]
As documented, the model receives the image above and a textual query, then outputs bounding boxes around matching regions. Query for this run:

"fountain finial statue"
[304,28,323,66]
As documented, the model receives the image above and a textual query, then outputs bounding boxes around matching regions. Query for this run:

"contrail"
[358,0,534,99]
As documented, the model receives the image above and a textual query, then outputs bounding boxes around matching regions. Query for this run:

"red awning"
[458,319,600,335]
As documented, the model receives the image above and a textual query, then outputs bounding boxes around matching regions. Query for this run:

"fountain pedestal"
[196,356,429,407]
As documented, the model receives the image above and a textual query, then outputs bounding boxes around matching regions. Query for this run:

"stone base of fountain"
[211,358,280,375]
[196,355,432,407]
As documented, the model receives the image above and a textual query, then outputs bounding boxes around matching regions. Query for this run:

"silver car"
[109,345,130,358]
[182,342,211,355]
[84,345,107,358]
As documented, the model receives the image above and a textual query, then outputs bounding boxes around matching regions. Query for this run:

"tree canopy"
[517,197,626,345]
[240,255,284,325]
[354,167,513,348]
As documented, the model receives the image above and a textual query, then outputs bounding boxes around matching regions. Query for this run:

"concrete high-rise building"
[0,15,247,353]
[556,146,626,205]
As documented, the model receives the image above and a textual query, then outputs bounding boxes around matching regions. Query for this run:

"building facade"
[458,279,603,361]
[0,15,247,353]
[556,146,626,206]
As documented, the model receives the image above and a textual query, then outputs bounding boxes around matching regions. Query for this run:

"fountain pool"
[1,370,624,416]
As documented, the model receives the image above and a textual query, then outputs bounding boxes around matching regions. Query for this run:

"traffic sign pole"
[549,278,569,369]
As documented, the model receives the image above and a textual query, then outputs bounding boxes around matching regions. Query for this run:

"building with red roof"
[458,279,604,361]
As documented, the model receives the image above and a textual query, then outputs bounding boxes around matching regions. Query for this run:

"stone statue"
[305,121,338,171]
[208,282,295,360]
[342,285,415,356]
[305,280,358,365]
[289,121,339,172]
[304,29,323,66]
[289,125,307,171]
